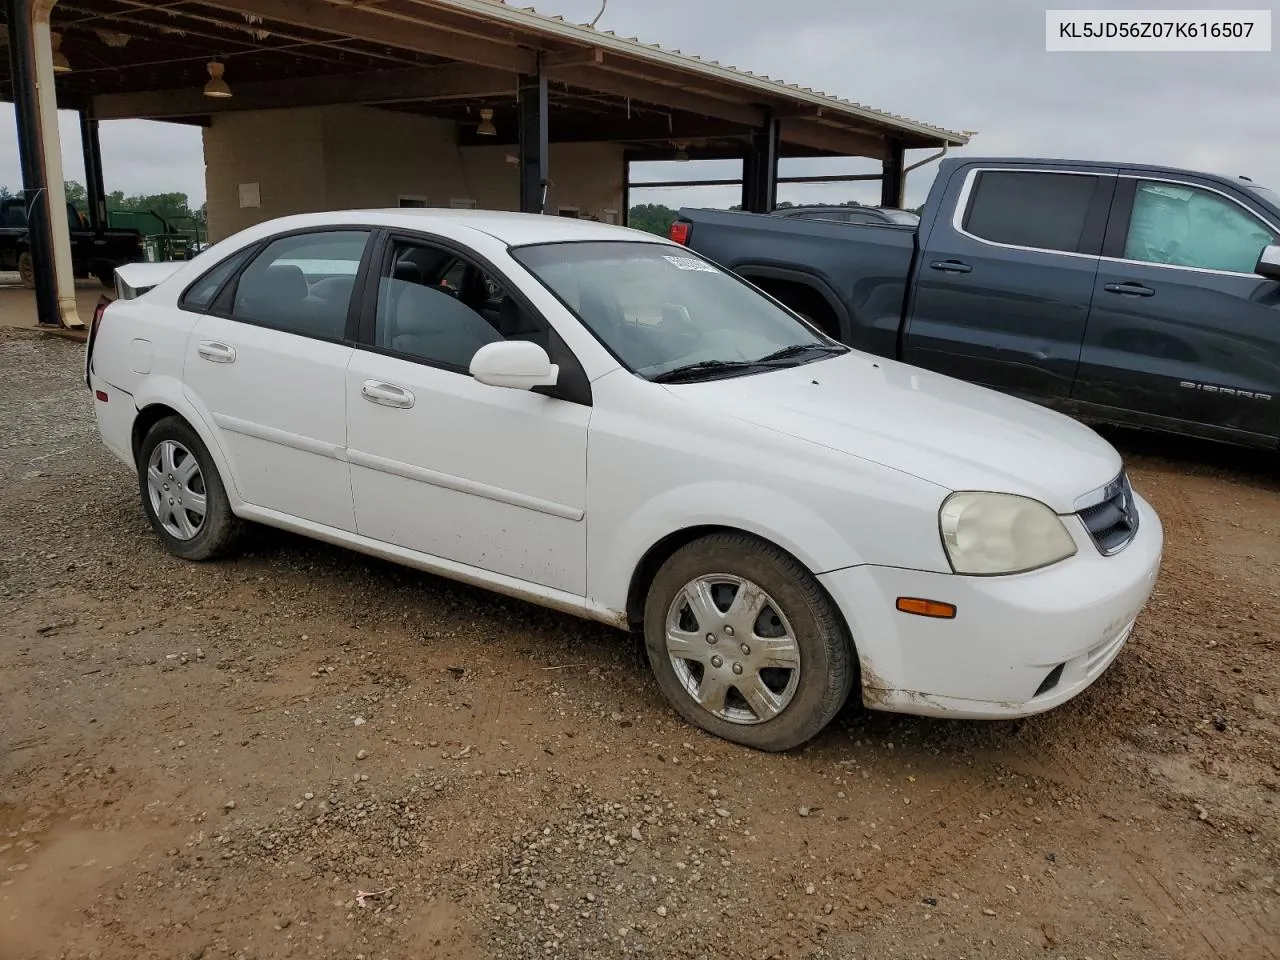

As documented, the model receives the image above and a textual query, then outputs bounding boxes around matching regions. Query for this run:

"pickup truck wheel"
[17,252,34,289]
[136,416,242,561]
[96,267,115,289]
[643,533,854,751]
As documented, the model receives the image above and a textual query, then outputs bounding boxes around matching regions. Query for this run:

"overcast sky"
[0,0,1276,209]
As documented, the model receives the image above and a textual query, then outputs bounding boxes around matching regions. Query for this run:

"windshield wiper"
[755,343,847,364]
[651,359,758,383]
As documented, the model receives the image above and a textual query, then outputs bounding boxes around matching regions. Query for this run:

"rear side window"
[180,247,254,313]
[963,171,1099,253]
[230,231,369,339]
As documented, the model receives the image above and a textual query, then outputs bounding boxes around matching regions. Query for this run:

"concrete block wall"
[203,104,626,242]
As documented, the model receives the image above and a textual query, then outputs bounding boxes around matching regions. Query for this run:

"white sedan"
[87,210,1163,751]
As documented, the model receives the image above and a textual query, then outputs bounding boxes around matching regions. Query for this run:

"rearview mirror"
[470,340,559,390]
[1255,244,1280,281]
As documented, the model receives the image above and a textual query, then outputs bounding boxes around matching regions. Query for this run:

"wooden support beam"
[94,63,517,120]
[197,0,537,73]
[457,114,750,147]
[549,64,765,127]
[780,119,887,159]
[543,46,605,68]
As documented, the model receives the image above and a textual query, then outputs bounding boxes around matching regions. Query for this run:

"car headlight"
[939,492,1077,575]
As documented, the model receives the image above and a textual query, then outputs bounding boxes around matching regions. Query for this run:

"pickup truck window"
[963,170,1099,254]
[513,240,837,380]
[1123,181,1278,275]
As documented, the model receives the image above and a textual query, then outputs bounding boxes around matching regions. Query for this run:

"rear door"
[903,165,1116,401]
[1075,175,1280,442]
[181,229,371,530]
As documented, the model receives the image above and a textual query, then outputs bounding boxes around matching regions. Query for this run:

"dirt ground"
[2,325,1277,960]
[0,275,111,331]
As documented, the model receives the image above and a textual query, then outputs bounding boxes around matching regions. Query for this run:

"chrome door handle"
[361,380,415,409]
[197,340,236,363]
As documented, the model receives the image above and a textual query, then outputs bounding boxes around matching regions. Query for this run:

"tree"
[628,203,679,237]
[63,180,87,211]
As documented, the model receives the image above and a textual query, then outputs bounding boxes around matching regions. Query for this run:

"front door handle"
[361,380,415,409]
[1103,282,1155,298]
[929,260,973,274]
[197,340,236,363]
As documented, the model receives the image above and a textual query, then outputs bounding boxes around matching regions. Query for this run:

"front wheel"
[643,533,854,751]
[136,416,242,561]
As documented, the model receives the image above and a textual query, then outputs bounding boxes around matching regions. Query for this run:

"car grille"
[1077,473,1139,555]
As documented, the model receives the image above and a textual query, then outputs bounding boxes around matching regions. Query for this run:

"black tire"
[96,267,115,289]
[643,532,854,752]
[136,416,242,561]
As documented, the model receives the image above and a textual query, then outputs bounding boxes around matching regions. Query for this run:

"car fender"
[131,375,247,509]
[591,478,867,615]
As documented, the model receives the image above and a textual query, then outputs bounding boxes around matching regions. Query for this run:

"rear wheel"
[643,532,854,751]
[136,416,242,561]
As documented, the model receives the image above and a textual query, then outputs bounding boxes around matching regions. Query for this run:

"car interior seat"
[390,280,502,367]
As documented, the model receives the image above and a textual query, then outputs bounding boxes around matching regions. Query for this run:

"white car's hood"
[669,352,1122,513]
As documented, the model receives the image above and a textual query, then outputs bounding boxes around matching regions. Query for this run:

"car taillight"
[85,295,112,389]
[669,221,691,245]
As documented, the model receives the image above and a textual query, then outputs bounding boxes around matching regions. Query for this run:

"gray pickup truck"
[672,157,1280,448]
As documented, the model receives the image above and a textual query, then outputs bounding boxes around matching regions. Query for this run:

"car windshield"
[511,241,844,381]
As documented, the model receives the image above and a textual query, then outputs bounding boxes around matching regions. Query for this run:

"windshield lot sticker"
[663,255,718,273]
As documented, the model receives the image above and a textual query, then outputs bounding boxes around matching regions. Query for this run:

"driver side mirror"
[470,340,559,390]
[1256,245,1280,281]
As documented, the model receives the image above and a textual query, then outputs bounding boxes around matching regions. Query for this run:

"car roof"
[241,209,672,247]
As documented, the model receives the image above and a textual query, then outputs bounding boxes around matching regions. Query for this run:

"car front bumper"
[817,493,1163,719]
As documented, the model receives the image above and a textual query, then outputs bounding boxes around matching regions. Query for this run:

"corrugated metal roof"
[422,0,971,145]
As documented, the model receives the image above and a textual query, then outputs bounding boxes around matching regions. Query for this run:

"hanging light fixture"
[51,32,72,73]
[476,108,497,136]
[203,60,232,99]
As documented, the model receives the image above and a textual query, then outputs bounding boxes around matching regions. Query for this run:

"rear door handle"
[361,380,415,409]
[196,340,236,363]
[1104,282,1155,298]
[929,260,973,274]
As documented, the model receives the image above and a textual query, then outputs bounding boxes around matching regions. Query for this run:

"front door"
[182,229,371,530]
[1075,176,1280,442]
[345,234,591,595]
[903,166,1116,401]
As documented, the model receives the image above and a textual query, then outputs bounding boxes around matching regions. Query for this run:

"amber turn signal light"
[896,597,957,619]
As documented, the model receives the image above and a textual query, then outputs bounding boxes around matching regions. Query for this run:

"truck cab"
[675,157,1280,448]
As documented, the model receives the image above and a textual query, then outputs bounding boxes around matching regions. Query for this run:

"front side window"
[512,241,844,381]
[1123,181,1278,274]
[964,170,1099,253]
[231,230,369,339]
[373,239,548,370]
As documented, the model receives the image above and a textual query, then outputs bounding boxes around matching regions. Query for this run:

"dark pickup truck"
[673,157,1280,448]
[0,198,144,288]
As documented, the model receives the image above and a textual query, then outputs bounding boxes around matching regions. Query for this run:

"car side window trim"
[1101,174,1280,279]
[356,229,593,407]
[951,166,1116,260]
[204,225,379,345]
